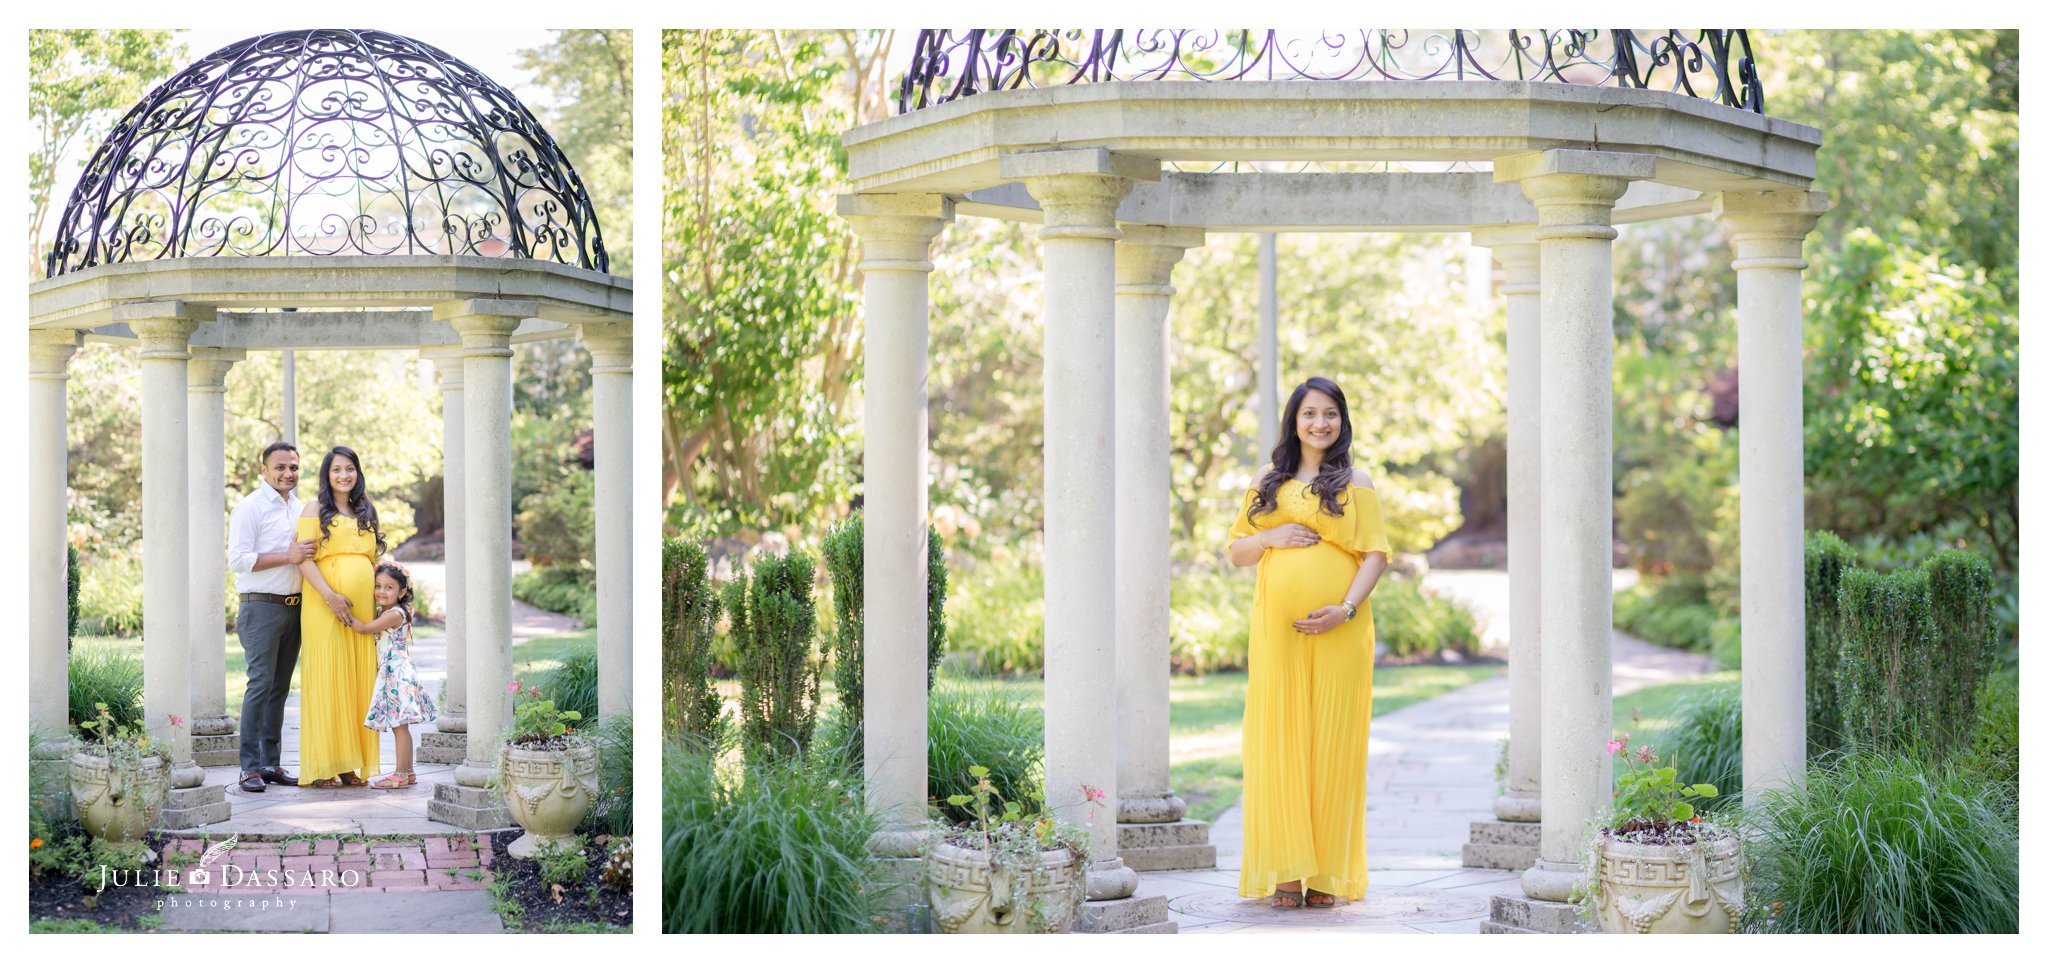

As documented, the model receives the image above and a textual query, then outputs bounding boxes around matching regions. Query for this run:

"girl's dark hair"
[374,562,415,624]
[1248,376,1354,522]
[316,446,386,558]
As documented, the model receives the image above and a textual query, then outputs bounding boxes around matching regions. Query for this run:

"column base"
[190,714,235,736]
[30,740,75,821]
[160,783,230,830]
[436,713,468,734]
[1073,892,1176,934]
[171,759,206,790]
[1493,791,1541,823]
[428,781,512,830]
[1481,893,1591,934]
[1117,819,1217,871]
[1115,791,1187,824]
[416,731,468,765]
[1084,856,1139,901]
[1520,856,1584,903]
[869,826,933,860]
[454,760,497,788]
[191,733,238,768]
[1461,819,1541,871]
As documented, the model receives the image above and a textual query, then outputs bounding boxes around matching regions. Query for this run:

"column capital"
[28,328,82,378]
[118,302,213,360]
[186,347,247,391]
[1714,190,1831,270]
[1115,225,1205,295]
[1495,150,1655,241]
[838,193,952,273]
[435,300,533,357]
[420,345,467,386]
[1471,226,1542,293]
[579,322,632,373]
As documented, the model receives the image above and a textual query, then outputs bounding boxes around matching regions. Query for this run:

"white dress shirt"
[227,483,305,595]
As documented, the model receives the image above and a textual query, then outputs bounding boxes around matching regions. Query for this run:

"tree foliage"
[28,30,182,279]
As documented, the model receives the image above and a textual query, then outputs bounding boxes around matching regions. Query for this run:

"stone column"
[282,350,298,443]
[127,302,229,828]
[836,193,951,861]
[1011,148,1156,909]
[30,329,80,814]
[188,347,247,768]
[581,323,633,722]
[1112,225,1215,874]
[1496,150,1652,902]
[418,347,468,765]
[1473,228,1544,825]
[428,299,533,831]
[1716,191,1829,796]
[1256,233,1281,457]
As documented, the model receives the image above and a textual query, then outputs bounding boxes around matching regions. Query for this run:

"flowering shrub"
[1602,734,1718,835]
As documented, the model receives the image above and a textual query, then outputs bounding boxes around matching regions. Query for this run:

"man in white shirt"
[226,442,317,795]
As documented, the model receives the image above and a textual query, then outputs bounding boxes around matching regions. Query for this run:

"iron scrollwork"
[47,28,609,278]
[898,29,1764,116]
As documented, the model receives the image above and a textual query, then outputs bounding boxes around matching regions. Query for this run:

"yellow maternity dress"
[1232,478,1390,900]
[297,515,381,785]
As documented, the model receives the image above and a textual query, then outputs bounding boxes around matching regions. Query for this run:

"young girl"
[344,561,438,789]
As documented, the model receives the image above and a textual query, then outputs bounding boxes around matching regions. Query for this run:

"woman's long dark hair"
[1248,376,1353,522]
[317,446,386,558]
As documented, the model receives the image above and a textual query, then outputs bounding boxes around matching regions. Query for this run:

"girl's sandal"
[370,771,416,790]
[1304,889,1336,909]
[1270,888,1304,909]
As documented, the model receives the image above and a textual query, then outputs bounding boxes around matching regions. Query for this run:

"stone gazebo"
[28,29,633,833]
[840,30,1822,933]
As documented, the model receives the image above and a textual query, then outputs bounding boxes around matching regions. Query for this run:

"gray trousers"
[237,599,302,774]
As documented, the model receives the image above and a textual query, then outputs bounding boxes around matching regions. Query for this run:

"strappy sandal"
[370,770,416,790]
[338,772,367,787]
[1305,889,1336,908]
[310,777,344,789]
[1270,887,1304,909]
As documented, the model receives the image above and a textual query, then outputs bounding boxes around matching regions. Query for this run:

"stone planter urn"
[927,839,1083,934]
[1595,831,1745,934]
[69,750,169,860]
[499,741,598,859]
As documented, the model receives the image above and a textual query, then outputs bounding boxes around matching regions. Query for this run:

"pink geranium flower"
[508,681,522,693]
[1605,739,1625,755]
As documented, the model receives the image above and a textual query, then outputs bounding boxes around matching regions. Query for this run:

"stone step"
[427,781,512,830]
[1467,819,1542,847]
[1488,893,1590,934]
[1479,920,1541,934]
[416,732,468,766]
[1117,819,1211,849]
[161,784,230,829]
[1074,893,1170,934]
[1120,843,1217,872]
[1461,841,1539,871]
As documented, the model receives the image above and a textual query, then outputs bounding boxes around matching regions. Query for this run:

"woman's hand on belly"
[1292,605,1348,635]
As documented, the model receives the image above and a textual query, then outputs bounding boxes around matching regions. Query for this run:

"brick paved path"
[162,833,494,895]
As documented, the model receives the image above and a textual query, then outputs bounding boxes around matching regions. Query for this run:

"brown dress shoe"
[260,767,295,785]
[239,772,267,793]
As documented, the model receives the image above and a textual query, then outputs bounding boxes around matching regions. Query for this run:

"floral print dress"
[363,612,437,731]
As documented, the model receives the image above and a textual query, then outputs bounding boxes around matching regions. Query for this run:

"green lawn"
[1611,671,1741,746]
[71,625,590,725]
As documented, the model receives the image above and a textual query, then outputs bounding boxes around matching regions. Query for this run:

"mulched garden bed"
[29,824,167,932]
[486,830,632,932]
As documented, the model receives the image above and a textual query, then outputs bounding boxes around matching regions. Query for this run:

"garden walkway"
[1144,569,1711,934]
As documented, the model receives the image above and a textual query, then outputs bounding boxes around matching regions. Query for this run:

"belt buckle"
[285,595,299,607]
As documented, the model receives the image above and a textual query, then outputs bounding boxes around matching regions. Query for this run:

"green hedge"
[661,539,725,750]
[512,564,597,627]
[1961,669,2018,805]
[1835,550,1996,758]
[820,514,948,767]
[726,551,820,765]
[1804,531,1856,753]
[66,544,80,645]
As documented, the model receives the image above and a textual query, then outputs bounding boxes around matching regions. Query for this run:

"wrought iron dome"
[47,29,609,279]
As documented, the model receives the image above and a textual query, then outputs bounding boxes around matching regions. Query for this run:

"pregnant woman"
[296,445,385,788]
[1228,376,1391,909]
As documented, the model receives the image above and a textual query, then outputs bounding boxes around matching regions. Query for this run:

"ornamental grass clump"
[1653,684,1742,814]
[661,740,891,934]
[927,680,1043,825]
[1746,750,2018,933]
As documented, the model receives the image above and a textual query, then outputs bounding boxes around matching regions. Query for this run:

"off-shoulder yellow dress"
[297,515,381,785]
[1231,478,1391,900]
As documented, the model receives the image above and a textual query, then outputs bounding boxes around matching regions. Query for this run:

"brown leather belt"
[240,592,302,606]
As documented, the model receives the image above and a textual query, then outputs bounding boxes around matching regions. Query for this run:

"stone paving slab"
[157,889,504,933]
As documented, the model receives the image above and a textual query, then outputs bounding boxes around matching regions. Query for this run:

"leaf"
[968,765,989,778]
[1672,802,1694,822]
[945,795,971,806]
[1692,784,1718,797]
